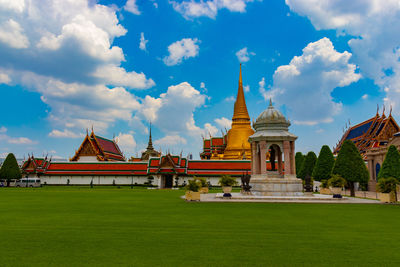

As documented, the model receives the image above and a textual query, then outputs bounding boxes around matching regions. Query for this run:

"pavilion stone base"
[249,174,304,196]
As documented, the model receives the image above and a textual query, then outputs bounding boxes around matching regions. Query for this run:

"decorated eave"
[334,109,400,155]
[70,131,125,162]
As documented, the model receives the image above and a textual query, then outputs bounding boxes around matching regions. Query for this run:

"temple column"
[283,141,291,176]
[260,141,267,175]
[251,142,257,175]
[277,147,283,175]
[290,141,295,175]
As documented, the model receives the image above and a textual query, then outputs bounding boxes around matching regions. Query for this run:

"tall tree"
[332,140,369,197]
[377,145,400,181]
[0,153,22,187]
[312,145,335,181]
[295,152,305,178]
[298,151,317,180]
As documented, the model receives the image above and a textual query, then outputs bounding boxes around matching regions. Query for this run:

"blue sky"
[0,0,396,159]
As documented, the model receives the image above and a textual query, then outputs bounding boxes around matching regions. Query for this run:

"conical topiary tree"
[312,145,335,181]
[0,153,22,187]
[298,151,317,180]
[295,152,305,178]
[377,145,400,181]
[332,140,369,197]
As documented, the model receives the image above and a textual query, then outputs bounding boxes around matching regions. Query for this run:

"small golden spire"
[232,64,250,121]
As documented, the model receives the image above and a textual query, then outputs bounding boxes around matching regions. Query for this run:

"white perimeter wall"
[27,174,241,187]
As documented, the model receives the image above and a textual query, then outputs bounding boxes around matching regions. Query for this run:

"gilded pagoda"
[200,64,254,160]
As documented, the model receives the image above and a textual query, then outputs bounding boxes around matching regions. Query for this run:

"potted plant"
[377,177,398,203]
[196,177,209,194]
[218,175,238,197]
[185,179,201,201]
[328,174,346,197]
[319,179,330,194]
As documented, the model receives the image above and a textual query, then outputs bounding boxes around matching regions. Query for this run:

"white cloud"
[0,19,29,49]
[244,85,250,92]
[235,47,255,62]
[285,0,400,115]
[264,37,360,125]
[0,0,155,135]
[0,127,37,145]
[48,129,80,138]
[8,137,36,145]
[139,32,148,51]
[163,38,200,66]
[154,135,187,146]
[115,133,137,152]
[0,72,10,84]
[362,94,369,100]
[214,117,232,129]
[124,0,141,15]
[225,96,235,102]
[171,0,257,19]
[92,65,155,89]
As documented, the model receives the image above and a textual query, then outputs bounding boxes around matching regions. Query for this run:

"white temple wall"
[27,174,242,186]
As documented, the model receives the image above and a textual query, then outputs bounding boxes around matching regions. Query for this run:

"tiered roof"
[70,131,125,162]
[334,110,400,155]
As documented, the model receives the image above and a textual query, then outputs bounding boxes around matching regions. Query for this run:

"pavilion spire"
[232,64,250,121]
[147,122,154,150]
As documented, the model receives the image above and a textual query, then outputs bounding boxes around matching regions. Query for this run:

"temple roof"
[334,110,400,154]
[71,131,125,161]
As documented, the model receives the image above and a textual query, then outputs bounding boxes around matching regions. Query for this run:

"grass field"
[0,186,399,266]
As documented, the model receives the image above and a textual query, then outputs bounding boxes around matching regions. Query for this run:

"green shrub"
[185,179,201,192]
[295,152,305,178]
[328,175,346,188]
[298,151,317,180]
[377,177,398,193]
[218,175,238,187]
[378,145,400,181]
[312,145,334,181]
[0,153,21,187]
[320,179,329,189]
[196,177,208,187]
[332,140,369,196]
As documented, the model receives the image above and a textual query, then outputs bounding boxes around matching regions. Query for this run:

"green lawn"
[0,186,399,266]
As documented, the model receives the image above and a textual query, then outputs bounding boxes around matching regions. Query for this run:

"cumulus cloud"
[49,129,80,138]
[124,0,141,15]
[235,47,255,62]
[264,37,360,125]
[244,85,250,92]
[285,0,400,115]
[0,127,37,145]
[115,133,137,152]
[154,135,187,146]
[171,0,257,19]
[0,72,10,84]
[163,38,200,66]
[0,0,155,136]
[139,32,148,51]
[214,117,232,129]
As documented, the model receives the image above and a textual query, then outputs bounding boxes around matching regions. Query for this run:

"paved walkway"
[193,193,381,204]
[333,189,399,200]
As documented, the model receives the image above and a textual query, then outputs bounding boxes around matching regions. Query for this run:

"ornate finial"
[383,105,386,116]
[86,128,89,135]
[269,98,273,107]
[91,125,94,133]
[239,63,242,85]
[390,105,393,116]
[376,104,379,116]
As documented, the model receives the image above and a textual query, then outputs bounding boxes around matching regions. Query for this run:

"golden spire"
[232,63,250,121]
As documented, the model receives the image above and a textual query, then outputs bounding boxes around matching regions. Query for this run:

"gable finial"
[390,105,393,116]
[91,125,94,133]
[382,105,386,116]
[376,104,379,116]
[269,98,273,107]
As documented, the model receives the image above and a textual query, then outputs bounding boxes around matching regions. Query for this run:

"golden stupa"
[223,64,255,159]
